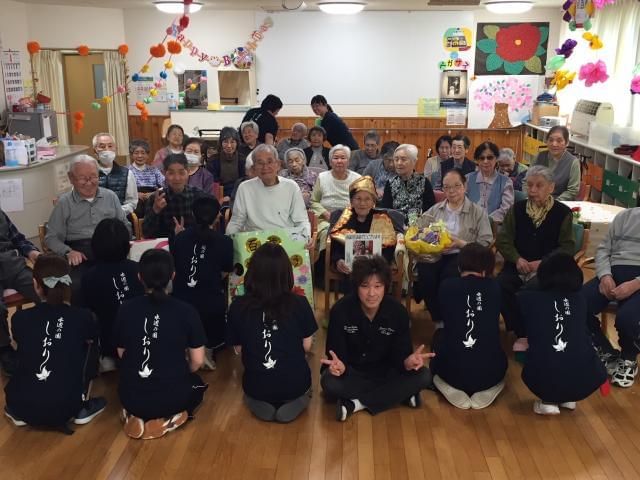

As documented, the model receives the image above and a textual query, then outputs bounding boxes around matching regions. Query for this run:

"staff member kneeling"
[321,256,434,422]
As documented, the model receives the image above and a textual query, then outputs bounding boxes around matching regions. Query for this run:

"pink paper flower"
[593,0,615,9]
[631,75,640,94]
[579,60,609,87]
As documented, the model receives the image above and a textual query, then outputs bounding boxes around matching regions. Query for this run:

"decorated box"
[228,228,314,309]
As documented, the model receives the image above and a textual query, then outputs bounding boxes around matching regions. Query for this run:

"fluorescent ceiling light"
[484,1,533,14]
[317,1,366,14]
[153,1,203,14]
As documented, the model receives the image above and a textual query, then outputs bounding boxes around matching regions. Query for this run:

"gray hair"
[69,154,99,175]
[129,139,150,155]
[245,152,254,172]
[91,132,115,149]
[284,147,306,163]
[291,123,308,135]
[364,129,380,145]
[253,143,279,161]
[498,148,515,165]
[240,121,259,135]
[395,144,419,164]
[525,165,554,183]
[329,144,351,161]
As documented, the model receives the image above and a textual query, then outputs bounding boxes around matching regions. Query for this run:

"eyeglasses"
[255,159,278,167]
[478,155,496,161]
[76,175,99,185]
[443,183,464,191]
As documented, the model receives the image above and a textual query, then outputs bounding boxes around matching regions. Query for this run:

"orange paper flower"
[73,111,85,121]
[167,40,182,54]
[27,41,41,55]
[74,120,84,133]
[118,44,129,56]
[149,43,166,58]
[77,45,90,56]
[135,101,145,111]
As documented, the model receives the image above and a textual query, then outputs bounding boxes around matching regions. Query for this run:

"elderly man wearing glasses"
[226,144,312,248]
[45,155,130,303]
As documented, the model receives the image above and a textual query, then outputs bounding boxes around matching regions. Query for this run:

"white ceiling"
[17,0,564,11]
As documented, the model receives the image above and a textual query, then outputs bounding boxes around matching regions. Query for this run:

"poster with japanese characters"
[228,228,314,309]
[344,233,382,270]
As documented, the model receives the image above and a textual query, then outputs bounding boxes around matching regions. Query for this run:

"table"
[561,201,626,258]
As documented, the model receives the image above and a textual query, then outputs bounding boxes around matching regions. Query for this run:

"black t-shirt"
[81,259,144,347]
[5,303,97,425]
[321,112,359,150]
[227,294,317,402]
[326,295,412,375]
[115,296,207,388]
[242,107,279,143]
[172,228,233,314]
[519,290,607,403]
[431,276,507,394]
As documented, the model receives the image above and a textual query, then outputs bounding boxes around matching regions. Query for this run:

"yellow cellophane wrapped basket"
[405,220,452,262]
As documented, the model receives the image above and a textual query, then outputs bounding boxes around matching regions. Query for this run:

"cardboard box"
[531,102,559,125]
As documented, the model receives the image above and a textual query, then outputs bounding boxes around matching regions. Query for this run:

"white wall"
[0,0,30,115]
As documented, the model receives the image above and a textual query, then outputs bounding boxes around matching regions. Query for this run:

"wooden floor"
[2,289,639,480]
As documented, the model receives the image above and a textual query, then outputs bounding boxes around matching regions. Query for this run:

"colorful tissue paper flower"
[164,60,173,69]
[116,85,127,94]
[27,41,41,55]
[555,39,578,58]
[593,0,615,9]
[579,60,609,87]
[546,55,567,71]
[149,44,166,58]
[167,40,182,54]
[91,102,101,110]
[77,45,90,56]
[140,64,150,73]
[159,71,168,79]
[551,70,576,90]
[473,77,533,112]
[631,75,640,94]
[118,44,129,56]
[476,23,548,74]
[101,96,112,104]
[132,73,140,82]
[583,32,603,49]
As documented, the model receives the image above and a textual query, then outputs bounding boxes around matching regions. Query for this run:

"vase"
[488,102,512,129]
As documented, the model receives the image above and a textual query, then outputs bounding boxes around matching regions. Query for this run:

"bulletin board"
[255,11,475,105]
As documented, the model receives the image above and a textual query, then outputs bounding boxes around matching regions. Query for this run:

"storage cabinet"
[524,122,640,207]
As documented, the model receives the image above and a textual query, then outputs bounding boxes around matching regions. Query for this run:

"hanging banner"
[443,27,473,52]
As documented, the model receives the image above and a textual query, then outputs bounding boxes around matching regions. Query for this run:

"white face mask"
[185,153,201,166]
[98,150,116,165]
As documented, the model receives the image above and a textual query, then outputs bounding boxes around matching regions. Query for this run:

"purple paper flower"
[555,39,578,58]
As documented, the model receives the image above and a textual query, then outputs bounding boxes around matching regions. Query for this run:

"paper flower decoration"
[546,55,567,71]
[473,77,533,112]
[179,15,190,29]
[476,23,548,74]
[160,71,168,79]
[77,45,90,56]
[149,44,166,58]
[91,102,101,110]
[131,73,140,82]
[583,32,603,49]
[116,85,127,94]
[190,83,197,90]
[73,111,85,121]
[593,0,615,9]
[551,70,576,91]
[231,47,253,69]
[101,96,112,104]
[27,41,41,55]
[555,39,578,58]
[579,60,609,86]
[164,60,173,69]
[149,88,158,97]
[563,0,594,31]
[167,40,182,54]
[135,101,145,110]
[118,44,129,56]
[141,64,150,73]
[631,76,640,95]
[143,97,152,104]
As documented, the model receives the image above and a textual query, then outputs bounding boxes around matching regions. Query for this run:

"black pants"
[321,367,432,415]
[583,265,640,360]
[497,262,539,338]
[0,258,39,348]
[415,254,460,323]
[67,240,95,306]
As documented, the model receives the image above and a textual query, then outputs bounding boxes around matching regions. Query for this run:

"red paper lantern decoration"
[77,45,90,56]
[118,44,129,56]
[179,15,190,29]
[27,41,41,55]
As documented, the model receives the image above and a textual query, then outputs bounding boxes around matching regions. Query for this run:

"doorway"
[63,53,108,147]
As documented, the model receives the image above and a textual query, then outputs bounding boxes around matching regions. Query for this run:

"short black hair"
[351,255,391,292]
[458,243,495,277]
[547,125,570,143]
[91,218,131,262]
[452,134,471,149]
[163,153,188,171]
[473,141,500,161]
[261,94,283,112]
[537,252,583,292]
[310,94,333,113]
[192,195,221,241]
[443,168,467,185]
[435,135,453,151]
[139,249,174,302]
[381,141,400,158]
[308,126,327,141]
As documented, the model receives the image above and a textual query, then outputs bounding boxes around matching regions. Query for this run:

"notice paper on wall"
[1,50,24,108]
[446,107,466,126]
[0,178,24,212]
[417,98,443,117]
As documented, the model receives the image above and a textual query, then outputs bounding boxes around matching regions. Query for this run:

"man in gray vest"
[0,210,41,376]
[93,133,138,215]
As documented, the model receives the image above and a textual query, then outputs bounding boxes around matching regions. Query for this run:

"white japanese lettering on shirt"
[552,299,569,352]
[462,294,478,349]
[261,312,278,369]
[139,314,160,378]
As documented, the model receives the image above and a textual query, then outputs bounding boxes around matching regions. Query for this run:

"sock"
[351,399,365,412]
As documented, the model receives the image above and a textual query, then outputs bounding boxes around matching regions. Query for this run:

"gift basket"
[405,219,452,263]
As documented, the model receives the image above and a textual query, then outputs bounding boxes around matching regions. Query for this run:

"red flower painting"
[495,24,541,63]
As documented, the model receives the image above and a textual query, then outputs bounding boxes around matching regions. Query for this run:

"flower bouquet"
[405,220,452,263]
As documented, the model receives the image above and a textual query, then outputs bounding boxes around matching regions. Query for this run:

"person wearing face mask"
[208,127,247,197]
[184,138,215,195]
[93,133,138,216]
[128,139,165,218]
[153,124,186,169]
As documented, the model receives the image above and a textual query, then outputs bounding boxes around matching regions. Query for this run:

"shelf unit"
[524,123,640,208]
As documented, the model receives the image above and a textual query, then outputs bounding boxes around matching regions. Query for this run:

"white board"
[256,11,475,105]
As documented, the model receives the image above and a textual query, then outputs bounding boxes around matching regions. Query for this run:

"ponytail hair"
[33,254,71,306]
[310,94,333,113]
[192,195,221,242]
[139,249,174,303]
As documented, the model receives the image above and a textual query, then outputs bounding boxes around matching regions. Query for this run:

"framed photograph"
[344,233,382,269]
[440,70,468,107]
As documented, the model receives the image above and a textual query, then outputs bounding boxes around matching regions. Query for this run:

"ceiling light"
[484,1,533,14]
[317,1,366,14]
[153,1,203,14]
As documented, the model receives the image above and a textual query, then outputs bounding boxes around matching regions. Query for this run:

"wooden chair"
[307,210,318,267]
[129,212,142,240]
[38,224,51,253]
[573,222,590,268]
[4,290,33,312]
[324,234,405,320]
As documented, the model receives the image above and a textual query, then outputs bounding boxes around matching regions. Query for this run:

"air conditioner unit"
[570,99,614,138]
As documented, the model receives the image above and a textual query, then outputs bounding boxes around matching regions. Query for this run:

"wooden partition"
[129,115,524,169]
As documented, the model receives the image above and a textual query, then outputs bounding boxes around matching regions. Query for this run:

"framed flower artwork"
[474,23,549,76]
